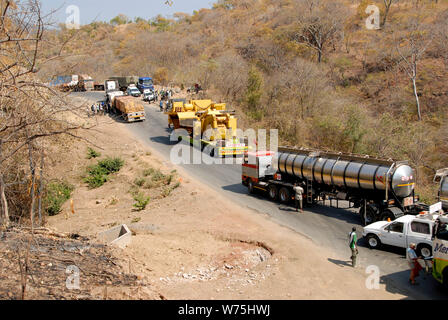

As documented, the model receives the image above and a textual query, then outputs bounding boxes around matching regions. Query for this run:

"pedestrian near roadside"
[293,183,304,213]
[91,104,95,116]
[407,243,422,285]
[349,227,358,267]
[160,100,164,112]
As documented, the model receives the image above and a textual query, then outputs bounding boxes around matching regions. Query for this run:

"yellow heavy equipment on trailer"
[165,99,247,157]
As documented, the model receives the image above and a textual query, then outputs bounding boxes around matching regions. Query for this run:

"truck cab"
[137,77,154,93]
[363,214,436,258]
[432,215,448,288]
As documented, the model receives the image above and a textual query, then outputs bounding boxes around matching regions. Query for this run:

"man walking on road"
[293,183,304,213]
[349,227,358,267]
[407,243,422,285]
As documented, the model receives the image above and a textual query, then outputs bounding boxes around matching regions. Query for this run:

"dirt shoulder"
[43,96,406,300]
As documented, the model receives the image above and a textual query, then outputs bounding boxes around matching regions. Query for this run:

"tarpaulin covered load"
[115,96,144,114]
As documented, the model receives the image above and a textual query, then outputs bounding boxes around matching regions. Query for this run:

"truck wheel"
[360,204,378,226]
[366,234,381,249]
[247,179,255,194]
[380,210,395,222]
[417,244,432,259]
[279,187,291,203]
[268,185,278,201]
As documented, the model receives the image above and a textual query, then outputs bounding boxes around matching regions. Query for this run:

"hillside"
[39,0,448,201]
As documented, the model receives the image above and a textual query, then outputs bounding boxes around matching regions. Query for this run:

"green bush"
[98,157,124,173]
[45,181,74,216]
[87,147,101,159]
[134,178,146,187]
[143,168,155,177]
[84,157,124,189]
[151,169,165,182]
[133,193,150,211]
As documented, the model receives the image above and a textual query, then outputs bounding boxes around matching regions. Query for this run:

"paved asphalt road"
[77,92,447,300]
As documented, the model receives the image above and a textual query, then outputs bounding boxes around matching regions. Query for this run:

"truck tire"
[366,234,381,249]
[279,187,291,203]
[417,244,432,259]
[268,185,278,201]
[360,204,378,226]
[380,210,395,222]
[247,179,255,194]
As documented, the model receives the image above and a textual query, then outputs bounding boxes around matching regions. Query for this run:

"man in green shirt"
[349,227,358,267]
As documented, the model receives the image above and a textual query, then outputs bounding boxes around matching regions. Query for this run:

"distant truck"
[137,77,154,93]
[104,80,145,122]
[110,76,139,91]
[75,74,94,92]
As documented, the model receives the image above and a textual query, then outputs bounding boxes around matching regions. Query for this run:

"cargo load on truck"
[113,96,146,122]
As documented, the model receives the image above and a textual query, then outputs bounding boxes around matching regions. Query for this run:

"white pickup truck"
[363,214,436,258]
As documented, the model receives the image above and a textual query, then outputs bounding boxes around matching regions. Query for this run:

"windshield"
[436,222,448,241]
[141,79,153,86]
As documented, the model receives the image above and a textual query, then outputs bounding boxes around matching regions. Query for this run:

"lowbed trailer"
[242,148,427,225]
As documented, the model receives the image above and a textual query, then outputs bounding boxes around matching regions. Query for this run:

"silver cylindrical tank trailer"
[275,150,415,199]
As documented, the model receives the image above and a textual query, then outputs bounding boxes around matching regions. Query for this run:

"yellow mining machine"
[165,99,248,157]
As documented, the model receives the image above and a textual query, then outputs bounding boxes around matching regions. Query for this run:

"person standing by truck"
[349,227,358,267]
[293,183,304,213]
[407,243,422,285]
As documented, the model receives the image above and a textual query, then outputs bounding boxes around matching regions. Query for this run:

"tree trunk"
[412,77,422,121]
[317,49,322,63]
[28,142,36,232]
[0,175,9,228]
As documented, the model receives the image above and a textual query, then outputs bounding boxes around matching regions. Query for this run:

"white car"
[363,214,436,258]
[127,86,141,97]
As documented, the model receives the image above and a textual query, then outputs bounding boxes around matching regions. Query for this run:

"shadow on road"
[379,269,448,300]
[150,135,175,146]
[222,183,248,194]
[357,237,407,256]
[328,258,353,268]
[223,184,365,226]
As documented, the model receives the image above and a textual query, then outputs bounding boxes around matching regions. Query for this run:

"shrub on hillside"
[45,181,74,216]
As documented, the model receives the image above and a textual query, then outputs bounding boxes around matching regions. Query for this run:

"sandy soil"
[44,97,406,300]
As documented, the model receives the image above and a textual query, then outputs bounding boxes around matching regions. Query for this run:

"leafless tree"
[293,0,347,63]
[395,15,433,121]
[0,0,93,228]
[381,0,397,28]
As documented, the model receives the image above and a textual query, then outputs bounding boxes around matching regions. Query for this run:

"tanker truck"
[242,147,426,225]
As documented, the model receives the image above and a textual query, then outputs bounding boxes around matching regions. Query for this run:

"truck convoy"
[242,147,426,225]
[166,99,248,157]
[105,80,146,122]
